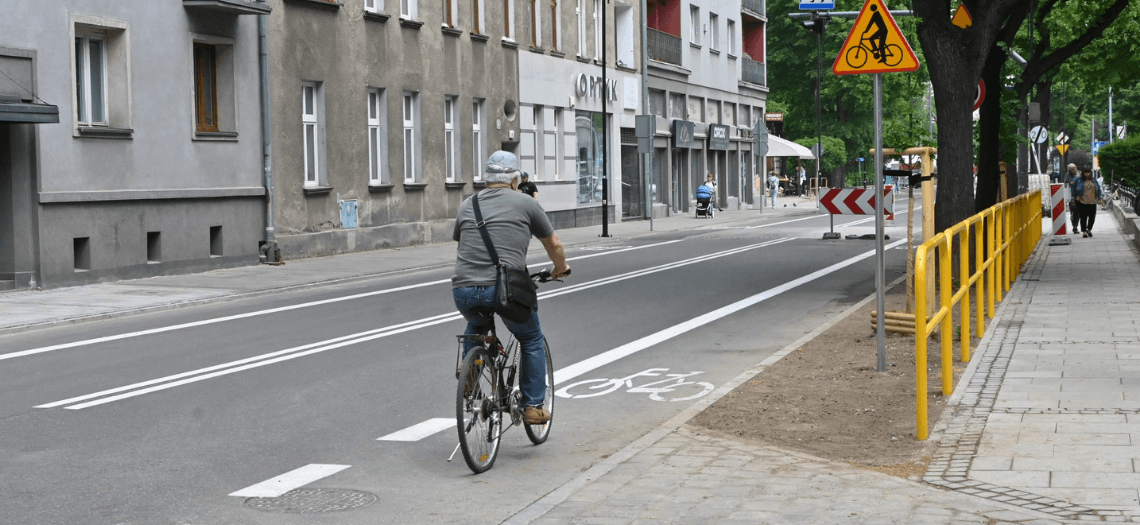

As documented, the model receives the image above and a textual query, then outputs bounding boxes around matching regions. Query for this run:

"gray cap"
[486,150,521,174]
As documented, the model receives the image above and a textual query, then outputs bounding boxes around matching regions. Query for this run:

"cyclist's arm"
[538,233,570,278]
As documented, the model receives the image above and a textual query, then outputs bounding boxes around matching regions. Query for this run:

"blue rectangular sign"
[1092,140,1109,155]
[800,0,835,9]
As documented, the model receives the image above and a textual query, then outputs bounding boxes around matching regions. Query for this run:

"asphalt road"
[0,206,921,524]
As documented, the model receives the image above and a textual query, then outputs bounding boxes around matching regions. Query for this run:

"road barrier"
[913,190,1042,440]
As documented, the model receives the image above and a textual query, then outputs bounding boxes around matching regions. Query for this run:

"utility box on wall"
[340,199,358,228]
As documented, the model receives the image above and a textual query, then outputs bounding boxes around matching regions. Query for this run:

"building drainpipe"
[258,4,278,263]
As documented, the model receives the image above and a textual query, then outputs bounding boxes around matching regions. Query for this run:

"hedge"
[1098,136,1140,188]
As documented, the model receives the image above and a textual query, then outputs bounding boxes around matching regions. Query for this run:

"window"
[72,15,130,132]
[576,0,586,56]
[365,0,381,12]
[302,82,324,187]
[191,35,236,137]
[503,0,514,39]
[709,13,719,51]
[193,44,217,132]
[402,92,420,182]
[689,6,700,45]
[550,108,562,179]
[443,0,457,27]
[529,0,540,46]
[472,99,486,180]
[75,32,106,125]
[401,0,417,19]
[444,96,459,182]
[472,0,483,33]
[520,105,539,176]
[368,88,387,185]
[727,19,737,56]
[551,0,559,51]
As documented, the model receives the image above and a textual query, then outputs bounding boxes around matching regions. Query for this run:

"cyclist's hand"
[552,264,570,280]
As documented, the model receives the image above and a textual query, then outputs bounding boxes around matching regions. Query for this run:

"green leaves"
[1097,136,1140,188]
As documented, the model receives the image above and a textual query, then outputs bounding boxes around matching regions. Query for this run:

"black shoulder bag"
[471,193,538,324]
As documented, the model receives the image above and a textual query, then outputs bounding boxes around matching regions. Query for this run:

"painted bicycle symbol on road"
[555,368,715,402]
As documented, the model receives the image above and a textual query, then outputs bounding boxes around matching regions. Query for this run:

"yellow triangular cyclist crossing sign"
[832,0,920,75]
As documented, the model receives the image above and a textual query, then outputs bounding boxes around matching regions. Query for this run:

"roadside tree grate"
[243,488,378,513]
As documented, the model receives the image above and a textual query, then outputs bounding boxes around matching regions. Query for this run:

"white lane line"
[1,240,682,363]
[382,237,910,442]
[229,464,350,498]
[40,239,789,410]
[378,418,455,441]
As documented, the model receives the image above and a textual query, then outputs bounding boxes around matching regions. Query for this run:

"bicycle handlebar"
[531,268,571,283]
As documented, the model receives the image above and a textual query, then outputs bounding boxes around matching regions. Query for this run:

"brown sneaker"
[523,406,551,424]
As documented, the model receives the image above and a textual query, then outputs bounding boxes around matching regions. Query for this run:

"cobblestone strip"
[922,240,1110,521]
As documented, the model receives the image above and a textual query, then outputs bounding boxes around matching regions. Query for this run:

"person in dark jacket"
[1074,168,1103,238]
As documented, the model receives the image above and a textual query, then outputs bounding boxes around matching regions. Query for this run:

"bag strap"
[470,193,502,267]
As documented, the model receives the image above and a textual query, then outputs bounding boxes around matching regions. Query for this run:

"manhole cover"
[243,488,378,513]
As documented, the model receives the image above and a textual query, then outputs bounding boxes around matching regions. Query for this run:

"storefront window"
[575,110,606,206]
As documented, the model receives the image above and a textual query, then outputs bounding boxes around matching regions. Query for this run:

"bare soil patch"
[691,283,979,478]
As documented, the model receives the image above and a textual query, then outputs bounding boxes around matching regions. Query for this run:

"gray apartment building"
[0,0,269,290]
[645,0,768,214]
[265,0,519,258]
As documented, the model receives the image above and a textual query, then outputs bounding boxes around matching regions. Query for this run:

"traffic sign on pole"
[1029,125,1048,144]
[799,0,836,10]
[831,0,919,75]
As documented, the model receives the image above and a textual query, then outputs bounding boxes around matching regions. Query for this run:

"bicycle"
[845,35,902,69]
[451,269,569,474]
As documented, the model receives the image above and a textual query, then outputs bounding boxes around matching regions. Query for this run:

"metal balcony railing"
[742,0,765,16]
[647,28,682,66]
[742,57,766,86]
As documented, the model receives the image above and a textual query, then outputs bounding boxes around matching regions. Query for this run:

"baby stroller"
[695,184,714,218]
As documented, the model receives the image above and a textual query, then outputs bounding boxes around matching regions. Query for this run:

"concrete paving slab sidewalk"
[0,200,820,335]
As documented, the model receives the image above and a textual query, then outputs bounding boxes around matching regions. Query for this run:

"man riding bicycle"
[862,4,889,63]
[452,151,570,424]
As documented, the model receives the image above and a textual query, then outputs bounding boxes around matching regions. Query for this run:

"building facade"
[265,0,519,258]
[645,0,767,215]
[0,0,269,290]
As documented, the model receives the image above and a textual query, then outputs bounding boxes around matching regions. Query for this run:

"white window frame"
[576,0,586,57]
[472,98,486,181]
[709,13,719,51]
[302,81,324,187]
[403,92,420,182]
[689,6,700,45]
[552,108,562,179]
[727,19,737,56]
[365,0,382,13]
[444,96,459,182]
[401,0,418,19]
[75,32,107,126]
[367,88,388,185]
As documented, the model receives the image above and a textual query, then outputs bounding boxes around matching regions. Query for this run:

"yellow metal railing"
[913,190,1042,440]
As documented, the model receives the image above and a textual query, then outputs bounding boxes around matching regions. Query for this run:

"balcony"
[742,0,765,17]
[648,28,682,66]
[742,57,766,86]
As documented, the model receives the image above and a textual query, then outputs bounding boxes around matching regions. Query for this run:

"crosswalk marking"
[229,464,350,498]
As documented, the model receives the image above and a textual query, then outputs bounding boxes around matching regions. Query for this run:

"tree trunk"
[975,43,1005,212]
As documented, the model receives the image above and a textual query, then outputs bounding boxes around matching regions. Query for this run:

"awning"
[766,135,814,159]
[0,101,59,124]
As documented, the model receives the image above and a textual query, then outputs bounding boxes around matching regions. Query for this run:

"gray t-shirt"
[452,187,555,289]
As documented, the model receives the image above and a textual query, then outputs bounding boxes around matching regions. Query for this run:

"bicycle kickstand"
[448,442,462,462]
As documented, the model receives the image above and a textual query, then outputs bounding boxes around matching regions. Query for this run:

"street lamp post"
[801,12,829,208]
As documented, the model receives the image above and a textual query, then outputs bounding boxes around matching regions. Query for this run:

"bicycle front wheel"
[456,347,501,474]
[845,45,868,69]
[524,339,554,445]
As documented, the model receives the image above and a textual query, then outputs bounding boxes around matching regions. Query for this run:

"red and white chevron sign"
[820,186,895,218]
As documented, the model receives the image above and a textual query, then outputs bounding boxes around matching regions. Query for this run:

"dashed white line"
[378,418,455,441]
[229,464,350,498]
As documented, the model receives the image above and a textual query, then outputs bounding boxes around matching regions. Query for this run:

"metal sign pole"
[874,73,886,373]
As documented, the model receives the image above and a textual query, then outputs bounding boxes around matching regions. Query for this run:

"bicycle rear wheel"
[456,347,501,474]
[524,339,554,444]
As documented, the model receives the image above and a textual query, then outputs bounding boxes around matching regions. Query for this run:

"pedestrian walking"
[517,172,538,199]
[768,171,779,207]
[1066,164,1082,234]
[706,173,722,211]
[796,164,807,196]
[1074,168,1103,238]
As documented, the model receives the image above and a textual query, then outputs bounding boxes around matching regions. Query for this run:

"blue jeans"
[453,286,547,407]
